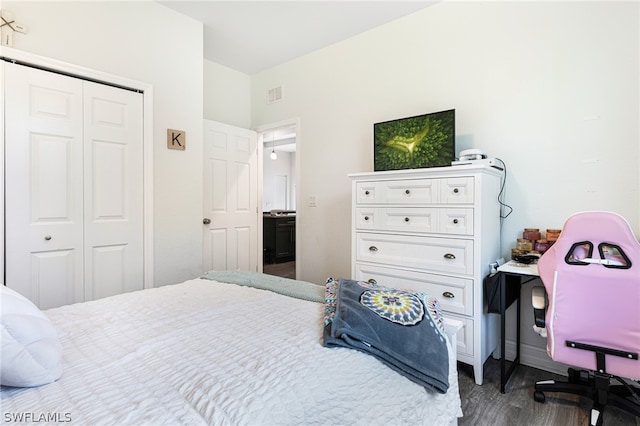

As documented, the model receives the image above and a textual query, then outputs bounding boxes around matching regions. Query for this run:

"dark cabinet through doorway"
[263,215,295,264]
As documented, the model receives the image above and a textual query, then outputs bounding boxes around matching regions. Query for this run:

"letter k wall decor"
[167,128,186,150]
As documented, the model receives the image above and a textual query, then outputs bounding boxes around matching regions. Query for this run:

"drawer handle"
[442,291,455,299]
[405,189,411,195]
[453,188,459,194]
[365,190,370,195]
[453,218,459,224]
[364,216,370,221]
[368,279,377,285]
[444,253,456,260]
[369,246,378,252]
[404,217,410,222]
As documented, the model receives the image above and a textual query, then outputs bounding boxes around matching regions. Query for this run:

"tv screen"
[374,109,455,171]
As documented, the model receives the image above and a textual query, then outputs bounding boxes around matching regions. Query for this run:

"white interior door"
[203,119,258,272]
[4,62,143,308]
[5,63,85,308]
[83,81,144,300]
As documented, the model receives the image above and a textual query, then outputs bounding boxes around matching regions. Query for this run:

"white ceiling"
[157,1,438,75]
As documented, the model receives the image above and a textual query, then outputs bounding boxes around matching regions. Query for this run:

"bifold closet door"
[5,63,84,308]
[4,62,143,309]
[82,79,143,302]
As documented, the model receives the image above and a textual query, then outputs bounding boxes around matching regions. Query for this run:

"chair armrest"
[532,286,547,328]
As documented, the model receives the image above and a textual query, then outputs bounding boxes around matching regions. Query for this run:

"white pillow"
[1,285,62,387]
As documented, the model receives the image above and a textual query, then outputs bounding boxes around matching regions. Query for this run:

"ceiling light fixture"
[270,141,277,160]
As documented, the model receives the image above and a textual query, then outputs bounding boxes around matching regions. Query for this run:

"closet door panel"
[31,250,78,310]
[83,82,144,300]
[90,244,128,300]
[5,63,84,306]
[31,133,75,222]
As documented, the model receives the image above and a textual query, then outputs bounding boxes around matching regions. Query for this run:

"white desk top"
[497,260,539,276]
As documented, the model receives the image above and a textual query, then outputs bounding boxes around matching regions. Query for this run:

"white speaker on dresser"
[349,164,502,385]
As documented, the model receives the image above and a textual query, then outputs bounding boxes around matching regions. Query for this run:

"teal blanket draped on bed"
[201,270,324,303]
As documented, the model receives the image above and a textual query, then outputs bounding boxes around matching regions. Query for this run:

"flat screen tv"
[374,109,455,171]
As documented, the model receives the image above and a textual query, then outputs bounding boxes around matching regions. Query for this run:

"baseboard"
[502,339,573,377]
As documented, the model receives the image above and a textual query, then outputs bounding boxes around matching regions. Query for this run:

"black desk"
[495,261,540,393]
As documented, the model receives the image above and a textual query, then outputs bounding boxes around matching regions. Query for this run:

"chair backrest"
[537,211,640,380]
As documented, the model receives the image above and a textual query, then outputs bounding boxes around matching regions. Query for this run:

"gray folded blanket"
[324,278,449,393]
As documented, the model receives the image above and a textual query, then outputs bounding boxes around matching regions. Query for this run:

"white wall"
[204,59,251,128]
[251,1,639,287]
[4,1,205,287]
[263,151,296,211]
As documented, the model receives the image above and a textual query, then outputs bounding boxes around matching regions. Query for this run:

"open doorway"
[258,120,298,279]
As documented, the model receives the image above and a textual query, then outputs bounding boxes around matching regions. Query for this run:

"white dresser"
[349,164,502,385]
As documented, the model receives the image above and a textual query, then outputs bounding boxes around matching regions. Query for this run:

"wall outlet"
[308,195,317,207]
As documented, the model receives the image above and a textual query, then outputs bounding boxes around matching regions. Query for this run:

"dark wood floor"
[458,357,640,425]
[263,260,296,280]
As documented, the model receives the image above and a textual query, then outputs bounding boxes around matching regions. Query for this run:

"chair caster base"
[534,390,546,403]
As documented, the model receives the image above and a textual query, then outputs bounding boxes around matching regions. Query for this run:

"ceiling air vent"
[267,86,283,104]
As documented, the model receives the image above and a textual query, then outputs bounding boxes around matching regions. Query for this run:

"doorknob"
[203,218,211,224]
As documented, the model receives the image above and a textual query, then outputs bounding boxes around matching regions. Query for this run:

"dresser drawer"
[355,182,377,204]
[356,207,473,235]
[353,263,473,316]
[354,207,378,230]
[449,316,474,357]
[356,207,437,233]
[356,177,474,205]
[356,179,438,205]
[381,207,437,233]
[355,232,473,275]
[440,177,474,204]
[439,208,474,235]
[380,179,438,204]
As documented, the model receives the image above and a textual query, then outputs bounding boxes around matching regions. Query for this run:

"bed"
[1,271,462,425]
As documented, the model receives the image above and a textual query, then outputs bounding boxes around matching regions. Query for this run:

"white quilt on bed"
[1,278,462,425]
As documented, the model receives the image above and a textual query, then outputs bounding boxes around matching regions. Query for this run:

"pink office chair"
[533,211,640,426]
